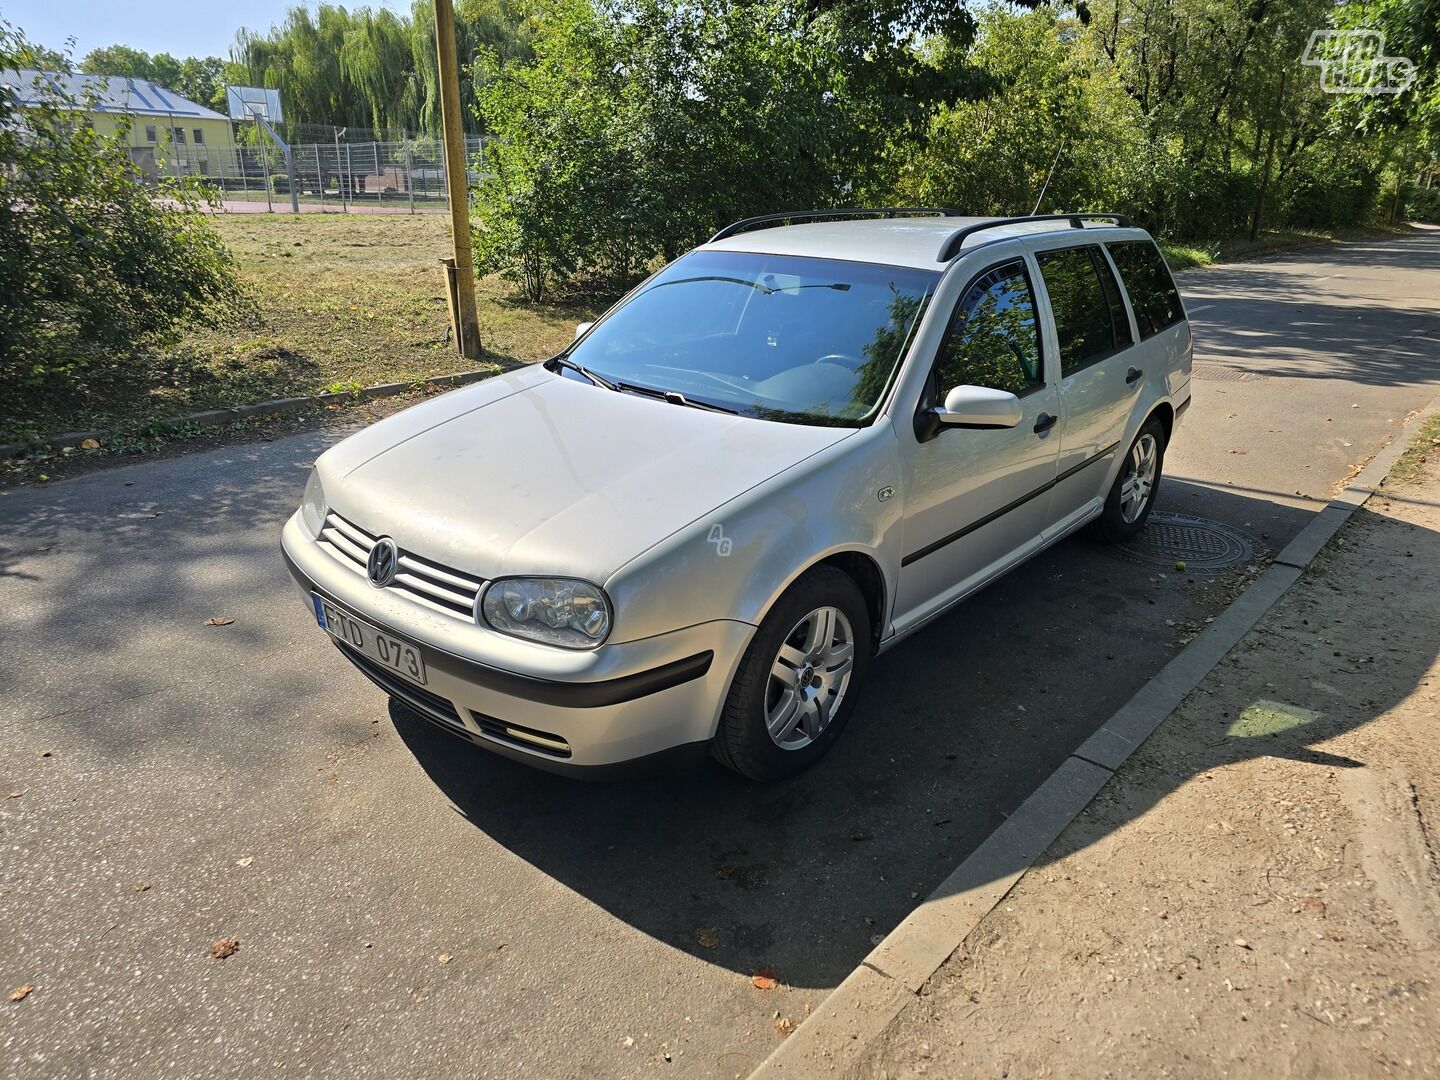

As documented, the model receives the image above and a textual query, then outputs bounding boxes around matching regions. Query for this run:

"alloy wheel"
[1120,432,1158,524]
[765,605,855,750]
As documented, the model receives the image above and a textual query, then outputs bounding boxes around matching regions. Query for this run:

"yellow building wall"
[84,110,240,180]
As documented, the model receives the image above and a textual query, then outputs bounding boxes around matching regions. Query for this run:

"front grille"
[339,643,467,731]
[317,511,485,619]
[470,711,573,758]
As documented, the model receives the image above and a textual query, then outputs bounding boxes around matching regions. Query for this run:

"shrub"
[0,23,250,405]
[1406,186,1440,223]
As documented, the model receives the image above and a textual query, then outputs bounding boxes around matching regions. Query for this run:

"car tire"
[712,566,872,782]
[1093,415,1167,543]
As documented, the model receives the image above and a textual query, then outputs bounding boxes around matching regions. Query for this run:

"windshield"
[563,251,939,425]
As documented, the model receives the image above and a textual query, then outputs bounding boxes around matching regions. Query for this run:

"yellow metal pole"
[432,0,482,359]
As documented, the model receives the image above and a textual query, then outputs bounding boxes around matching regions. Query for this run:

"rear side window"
[1107,240,1185,339]
[1036,246,1130,377]
[932,259,1043,398]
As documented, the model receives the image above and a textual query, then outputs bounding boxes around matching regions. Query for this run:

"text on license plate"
[312,594,428,686]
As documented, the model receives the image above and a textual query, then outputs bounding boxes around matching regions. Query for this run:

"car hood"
[320,366,855,582]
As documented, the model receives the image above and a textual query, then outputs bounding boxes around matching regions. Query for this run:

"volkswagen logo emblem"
[367,537,399,587]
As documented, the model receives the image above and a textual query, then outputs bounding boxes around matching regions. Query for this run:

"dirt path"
[857,439,1440,1078]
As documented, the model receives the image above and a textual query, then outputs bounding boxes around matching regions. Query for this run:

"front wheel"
[1093,417,1167,543]
[711,566,871,781]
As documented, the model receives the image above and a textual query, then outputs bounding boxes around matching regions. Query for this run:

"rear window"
[1036,246,1129,377]
[1107,240,1185,339]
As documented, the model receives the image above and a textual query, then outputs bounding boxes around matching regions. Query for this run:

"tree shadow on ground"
[1181,234,1440,388]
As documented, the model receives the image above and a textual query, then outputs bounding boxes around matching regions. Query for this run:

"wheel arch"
[1148,400,1175,444]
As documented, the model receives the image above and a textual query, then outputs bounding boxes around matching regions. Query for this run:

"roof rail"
[936,213,1132,263]
[708,207,964,244]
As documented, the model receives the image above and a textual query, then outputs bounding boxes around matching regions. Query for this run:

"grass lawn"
[2,213,607,445]
[1,212,1418,448]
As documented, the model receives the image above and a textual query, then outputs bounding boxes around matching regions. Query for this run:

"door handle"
[1033,412,1058,434]
[1125,367,1143,385]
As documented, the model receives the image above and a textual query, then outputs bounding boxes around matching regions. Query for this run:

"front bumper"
[281,513,754,774]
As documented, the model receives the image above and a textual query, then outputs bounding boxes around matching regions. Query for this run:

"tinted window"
[932,260,1043,398]
[1095,251,1134,349]
[567,250,938,425]
[1107,240,1185,339]
[1037,246,1126,377]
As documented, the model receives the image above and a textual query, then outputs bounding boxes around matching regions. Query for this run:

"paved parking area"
[2,233,1437,1078]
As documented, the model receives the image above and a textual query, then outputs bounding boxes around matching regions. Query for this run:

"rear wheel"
[1093,416,1166,543]
[712,566,871,781]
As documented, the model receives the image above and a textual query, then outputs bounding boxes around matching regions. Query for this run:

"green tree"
[1,24,249,405]
[896,8,1144,216]
[471,0,990,300]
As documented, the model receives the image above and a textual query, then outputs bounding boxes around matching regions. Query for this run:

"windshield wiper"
[646,276,852,295]
[545,355,617,390]
[612,380,741,415]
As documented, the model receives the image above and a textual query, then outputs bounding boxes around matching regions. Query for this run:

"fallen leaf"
[6,790,23,799]
[235,857,253,868]
[437,953,452,965]
[850,832,868,842]
[775,1017,796,1037]
[751,966,779,990]
[134,881,152,893]
[1234,938,1252,950]
[622,1036,634,1048]
[1301,896,1326,917]
[8,984,34,1002]
[210,937,239,959]
[697,928,719,949]
[205,617,235,627]
[38,750,52,758]
[79,438,100,450]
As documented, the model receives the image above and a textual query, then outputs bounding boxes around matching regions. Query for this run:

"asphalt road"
[2,232,1437,1079]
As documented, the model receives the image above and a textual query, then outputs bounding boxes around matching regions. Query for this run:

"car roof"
[699,216,1141,271]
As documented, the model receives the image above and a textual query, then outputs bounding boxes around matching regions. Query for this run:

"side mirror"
[574,321,594,341]
[934,385,1023,429]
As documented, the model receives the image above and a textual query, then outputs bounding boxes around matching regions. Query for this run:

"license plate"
[312,594,428,686]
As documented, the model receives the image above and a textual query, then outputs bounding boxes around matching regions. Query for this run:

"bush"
[471,0,982,301]
[270,173,290,193]
[1406,186,1440,223]
[0,24,249,407]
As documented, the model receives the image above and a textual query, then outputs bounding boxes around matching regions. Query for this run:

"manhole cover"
[1192,364,1267,382]
[1111,512,1259,572]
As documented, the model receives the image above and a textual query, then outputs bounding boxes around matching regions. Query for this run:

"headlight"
[480,577,612,649]
[300,468,327,539]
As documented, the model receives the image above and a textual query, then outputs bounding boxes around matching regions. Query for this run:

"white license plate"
[312,594,428,686]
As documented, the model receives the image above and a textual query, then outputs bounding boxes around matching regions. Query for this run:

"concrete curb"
[0,367,500,458]
[749,394,1440,1078]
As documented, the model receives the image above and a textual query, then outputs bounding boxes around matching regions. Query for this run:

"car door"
[893,256,1061,634]
[1032,244,1140,534]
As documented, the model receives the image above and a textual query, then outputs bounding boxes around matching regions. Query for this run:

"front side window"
[1037,246,1128,377]
[173,127,185,144]
[931,259,1043,398]
[145,124,157,142]
[1107,240,1185,338]
[193,128,205,144]
[565,250,938,425]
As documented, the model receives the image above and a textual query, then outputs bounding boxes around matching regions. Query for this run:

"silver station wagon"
[281,210,1192,780]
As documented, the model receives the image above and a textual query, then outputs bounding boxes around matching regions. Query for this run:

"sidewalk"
[852,435,1440,1077]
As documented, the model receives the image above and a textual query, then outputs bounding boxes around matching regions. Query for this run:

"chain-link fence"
[130,132,486,214]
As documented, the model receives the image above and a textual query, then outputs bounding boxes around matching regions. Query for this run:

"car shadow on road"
[390,484,1436,992]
